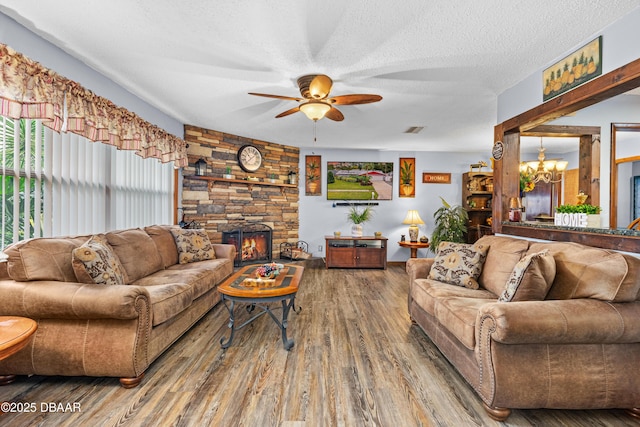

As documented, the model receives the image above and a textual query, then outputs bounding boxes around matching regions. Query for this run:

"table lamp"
[403,210,425,242]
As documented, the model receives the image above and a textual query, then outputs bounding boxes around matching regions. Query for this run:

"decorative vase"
[351,224,363,237]
[402,184,414,196]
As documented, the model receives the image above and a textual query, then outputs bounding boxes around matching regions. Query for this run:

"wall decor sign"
[543,36,602,101]
[422,172,451,184]
[399,157,416,198]
[492,141,504,161]
[305,155,322,196]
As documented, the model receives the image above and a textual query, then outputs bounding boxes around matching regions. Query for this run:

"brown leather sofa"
[407,235,640,421]
[0,225,235,387]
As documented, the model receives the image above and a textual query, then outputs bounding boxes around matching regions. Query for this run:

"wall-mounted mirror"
[611,122,640,229]
[495,56,640,252]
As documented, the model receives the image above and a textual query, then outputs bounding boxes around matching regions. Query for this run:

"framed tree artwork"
[399,157,415,198]
[305,155,321,196]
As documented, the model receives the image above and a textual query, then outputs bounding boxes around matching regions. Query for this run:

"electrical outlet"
[318,245,323,252]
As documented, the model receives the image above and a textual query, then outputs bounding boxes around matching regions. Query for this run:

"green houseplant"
[555,204,601,214]
[430,197,469,253]
[347,205,374,237]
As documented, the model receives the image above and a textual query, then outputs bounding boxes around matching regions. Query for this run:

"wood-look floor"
[0,261,637,426]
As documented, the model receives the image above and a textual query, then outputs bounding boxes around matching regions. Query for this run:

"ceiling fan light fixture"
[300,101,331,121]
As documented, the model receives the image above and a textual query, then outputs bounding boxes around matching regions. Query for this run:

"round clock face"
[237,145,263,172]
[492,141,504,161]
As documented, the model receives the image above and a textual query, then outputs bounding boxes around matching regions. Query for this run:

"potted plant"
[223,166,234,179]
[555,203,601,228]
[268,173,278,183]
[400,160,414,196]
[347,205,374,237]
[430,197,469,252]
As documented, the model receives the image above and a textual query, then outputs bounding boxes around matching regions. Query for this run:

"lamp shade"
[402,210,425,225]
[299,101,331,121]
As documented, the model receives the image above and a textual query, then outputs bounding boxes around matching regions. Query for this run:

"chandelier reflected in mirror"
[520,138,568,184]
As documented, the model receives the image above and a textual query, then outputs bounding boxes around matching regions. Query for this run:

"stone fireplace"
[181,125,300,259]
[222,224,273,266]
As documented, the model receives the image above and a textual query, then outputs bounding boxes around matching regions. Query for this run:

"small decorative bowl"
[255,263,284,279]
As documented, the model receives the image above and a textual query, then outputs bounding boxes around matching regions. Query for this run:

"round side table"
[0,316,37,361]
[398,241,430,258]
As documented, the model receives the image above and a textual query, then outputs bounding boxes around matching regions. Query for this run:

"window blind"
[1,117,174,250]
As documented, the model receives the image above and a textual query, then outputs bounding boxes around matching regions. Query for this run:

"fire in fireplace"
[222,224,273,266]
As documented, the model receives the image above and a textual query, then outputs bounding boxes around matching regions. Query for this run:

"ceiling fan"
[249,74,382,122]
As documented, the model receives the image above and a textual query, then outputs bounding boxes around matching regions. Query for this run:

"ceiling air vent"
[404,126,424,134]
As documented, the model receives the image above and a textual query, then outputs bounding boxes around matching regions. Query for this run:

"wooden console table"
[325,236,387,269]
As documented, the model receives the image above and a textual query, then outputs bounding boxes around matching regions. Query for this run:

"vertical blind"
[1,116,174,250]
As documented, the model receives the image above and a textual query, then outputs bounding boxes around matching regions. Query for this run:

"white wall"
[498,6,640,123]
[298,148,489,261]
[0,12,183,137]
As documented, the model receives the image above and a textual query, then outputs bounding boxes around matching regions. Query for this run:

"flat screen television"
[327,161,394,200]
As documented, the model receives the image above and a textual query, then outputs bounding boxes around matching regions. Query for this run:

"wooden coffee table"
[218,264,303,350]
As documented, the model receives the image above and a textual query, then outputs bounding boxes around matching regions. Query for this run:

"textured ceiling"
[1,0,639,152]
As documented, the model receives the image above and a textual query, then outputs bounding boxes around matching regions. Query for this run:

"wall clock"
[237,144,263,172]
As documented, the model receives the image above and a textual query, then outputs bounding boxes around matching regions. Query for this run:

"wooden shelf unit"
[462,172,493,243]
[324,236,387,269]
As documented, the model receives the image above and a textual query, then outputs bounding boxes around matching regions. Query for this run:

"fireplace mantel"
[186,176,297,195]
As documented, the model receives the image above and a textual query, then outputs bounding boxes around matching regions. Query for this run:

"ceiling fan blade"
[325,107,344,121]
[329,94,382,105]
[248,92,303,102]
[309,74,333,99]
[275,106,300,118]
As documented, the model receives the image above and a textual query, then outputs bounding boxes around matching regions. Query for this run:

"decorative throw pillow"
[169,228,216,264]
[499,249,556,302]
[428,241,489,290]
[72,235,126,286]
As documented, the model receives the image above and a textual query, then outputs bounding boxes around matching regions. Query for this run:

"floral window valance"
[0,43,187,167]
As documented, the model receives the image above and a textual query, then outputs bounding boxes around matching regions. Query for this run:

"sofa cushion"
[170,228,216,264]
[145,225,179,268]
[478,235,530,296]
[435,297,493,350]
[428,241,488,289]
[106,228,164,283]
[72,235,127,286]
[132,258,231,300]
[143,283,194,326]
[4,235,90,282]
[412,278,496,317]
[530,241,640,302]
[498,249,556,302]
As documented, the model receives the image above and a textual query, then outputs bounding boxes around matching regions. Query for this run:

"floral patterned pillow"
[72,235,126,286]
[499,250,556,302]
[428,241,489,290]
[169,228,216,264]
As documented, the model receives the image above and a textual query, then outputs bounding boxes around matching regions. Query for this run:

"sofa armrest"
[0,279,151,320]
[477,299,640,345]
[212,243,236,262]
[406,258,434,282]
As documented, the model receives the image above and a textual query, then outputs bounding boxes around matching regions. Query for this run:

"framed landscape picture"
[543,36,602,101]
[327,161,394,200]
